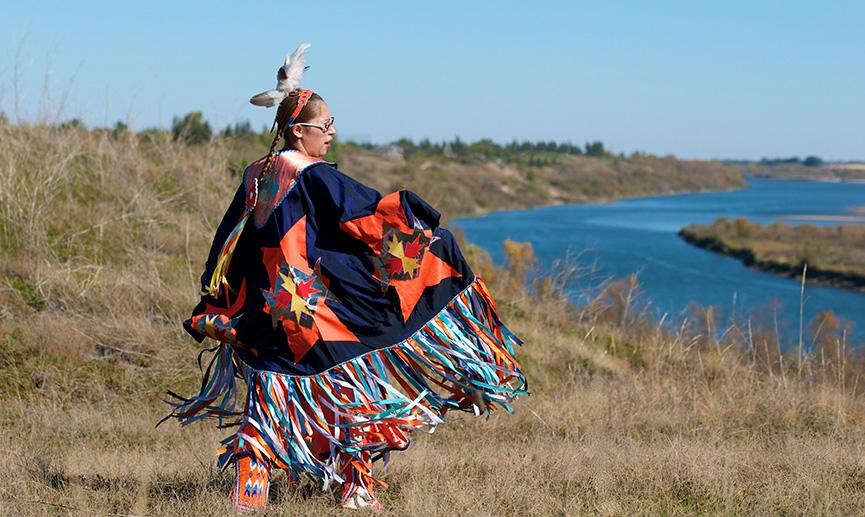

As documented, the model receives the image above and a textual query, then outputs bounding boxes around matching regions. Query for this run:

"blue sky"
[2,1,863,160]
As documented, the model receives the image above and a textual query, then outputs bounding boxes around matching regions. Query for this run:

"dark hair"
[259,90,324,179]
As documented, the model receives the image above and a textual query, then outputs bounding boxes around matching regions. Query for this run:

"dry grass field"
[2,123,865,515]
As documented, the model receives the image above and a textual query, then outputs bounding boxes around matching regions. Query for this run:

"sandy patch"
[784,214,865,223]
[831,163,865,171]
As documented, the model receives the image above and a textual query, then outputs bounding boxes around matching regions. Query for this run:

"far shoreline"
[453,183,749,221]
[455,176,860,223]
[678,222,865,295]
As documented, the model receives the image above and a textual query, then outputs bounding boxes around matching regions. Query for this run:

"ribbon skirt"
[167,277,528,504]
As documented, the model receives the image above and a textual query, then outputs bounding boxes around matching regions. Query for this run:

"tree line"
[40,111,612,163]
[759,156,824,167]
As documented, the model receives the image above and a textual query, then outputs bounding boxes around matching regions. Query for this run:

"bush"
[803,156,823,167]
[585,140,605,157]
[171,111,212,145]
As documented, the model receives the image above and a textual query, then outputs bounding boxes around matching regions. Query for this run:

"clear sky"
[2,1,863,160]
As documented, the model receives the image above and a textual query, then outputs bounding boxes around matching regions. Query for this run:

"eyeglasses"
[291,116,334,132]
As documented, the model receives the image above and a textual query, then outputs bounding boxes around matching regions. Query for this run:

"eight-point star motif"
[339,192,462,322]
[378,226,430,282]
[262,262,324,329]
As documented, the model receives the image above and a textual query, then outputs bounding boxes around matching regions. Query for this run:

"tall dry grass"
[2,122,865,515]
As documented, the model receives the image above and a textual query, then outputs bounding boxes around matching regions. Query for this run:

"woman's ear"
[290,124,304,141]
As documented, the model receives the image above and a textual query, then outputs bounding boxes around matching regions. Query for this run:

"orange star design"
[339,192,461,322]
[260,215,359,362]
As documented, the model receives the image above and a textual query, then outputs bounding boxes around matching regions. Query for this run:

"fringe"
[203,209,251,298]
[166,276,527,494]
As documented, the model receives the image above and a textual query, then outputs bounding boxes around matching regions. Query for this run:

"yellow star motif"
[400,255,420,276]
[384,233,421,276]
[278,271,314,320]
[385,234,404,257]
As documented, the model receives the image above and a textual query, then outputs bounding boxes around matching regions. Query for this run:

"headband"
[287,89,314,127]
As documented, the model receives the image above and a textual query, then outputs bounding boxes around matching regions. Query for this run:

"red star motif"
[403,234,424,258]
[272,290,293,310]
[295,277,321,299]
[385,257,404,276]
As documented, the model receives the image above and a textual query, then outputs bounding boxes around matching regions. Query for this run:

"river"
[453,178,865,348]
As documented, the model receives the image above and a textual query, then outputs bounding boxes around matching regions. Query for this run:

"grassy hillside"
[223,136,746,220]
[341,147,745,220]
[2,123,865,515]
[680,217,865,292]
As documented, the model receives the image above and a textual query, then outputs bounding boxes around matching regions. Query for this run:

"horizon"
[10,121,859,164]
[2,1,863,161]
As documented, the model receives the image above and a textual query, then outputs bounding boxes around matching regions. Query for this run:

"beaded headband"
[287,89,314,127]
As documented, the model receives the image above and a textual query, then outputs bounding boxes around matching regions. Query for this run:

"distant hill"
[338,145,745,220]
[222,136,745,220]
[726,158,865,182]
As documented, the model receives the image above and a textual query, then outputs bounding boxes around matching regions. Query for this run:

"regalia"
[164,43,527,511]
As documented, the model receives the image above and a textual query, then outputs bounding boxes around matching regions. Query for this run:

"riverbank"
[679,217,865,292]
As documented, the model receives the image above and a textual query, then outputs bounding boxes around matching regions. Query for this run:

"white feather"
[249,42,311,107]
[279,42,311,92]
[249,89,286,107]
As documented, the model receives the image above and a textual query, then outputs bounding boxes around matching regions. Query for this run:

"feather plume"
[250,42,312,107]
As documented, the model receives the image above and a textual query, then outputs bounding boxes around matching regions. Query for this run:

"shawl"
[167,150,527,484]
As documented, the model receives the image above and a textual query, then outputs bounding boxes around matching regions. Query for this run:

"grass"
[2,122,865,515]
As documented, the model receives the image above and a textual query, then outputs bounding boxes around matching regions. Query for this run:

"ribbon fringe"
[203,210,251,298]
[167,277,527,490]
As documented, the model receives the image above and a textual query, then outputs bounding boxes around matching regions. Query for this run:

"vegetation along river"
[454,178,865,348]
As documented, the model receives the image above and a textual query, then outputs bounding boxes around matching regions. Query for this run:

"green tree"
[171,111,212,144]
[111,121,128,138]
[222,120,253,138]
[418,138,434,152]
[585,140,605,157]
[59,118,84,130]
[451,136,466,156]
[803,155,823,167]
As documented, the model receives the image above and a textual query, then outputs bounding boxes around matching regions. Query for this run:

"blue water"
[453,178,865,347]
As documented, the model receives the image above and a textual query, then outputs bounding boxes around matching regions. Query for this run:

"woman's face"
[290,101,336,158]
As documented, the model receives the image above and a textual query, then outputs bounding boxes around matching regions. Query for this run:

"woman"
[165,44,527,511]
